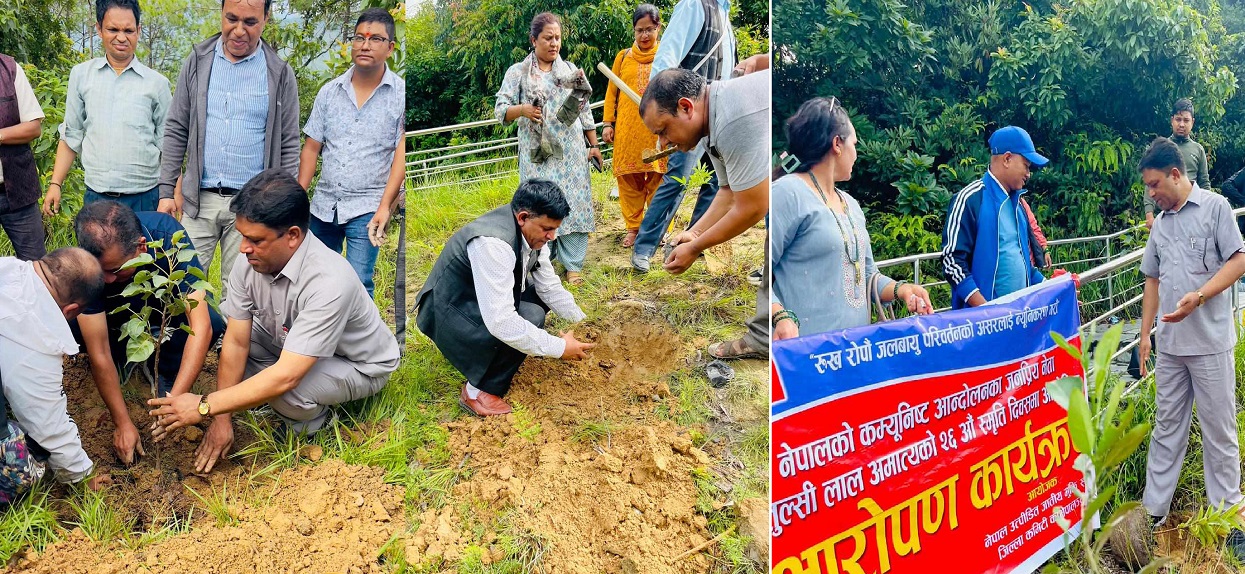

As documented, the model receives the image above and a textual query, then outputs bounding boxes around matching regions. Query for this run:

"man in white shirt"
[0,247,110,503]
[415,180,595,416]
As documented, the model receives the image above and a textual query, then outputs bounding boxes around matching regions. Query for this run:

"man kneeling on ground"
[74,200,225,466]
[148,169,400,472]
[0,248,110,504]
[416,179,594,417]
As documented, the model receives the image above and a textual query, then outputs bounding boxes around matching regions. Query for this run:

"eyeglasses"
[350,34,391,46]
[634,26,658,37]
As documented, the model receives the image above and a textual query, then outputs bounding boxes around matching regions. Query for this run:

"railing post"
[1105,237,1114,313]
[913,260,920,287]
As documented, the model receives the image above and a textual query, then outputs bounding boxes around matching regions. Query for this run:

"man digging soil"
[415,179,594,417]
[147,170,400,471]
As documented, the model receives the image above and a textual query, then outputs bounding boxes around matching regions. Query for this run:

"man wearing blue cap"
[942,126,1049,308]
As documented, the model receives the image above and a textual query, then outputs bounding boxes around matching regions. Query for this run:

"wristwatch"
[1197,291,1206,307]
[197,395,212,417]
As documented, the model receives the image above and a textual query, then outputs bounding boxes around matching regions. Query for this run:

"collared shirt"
[201,39,268,190]
[650,0,735,79]
[304,65,405,224]
[705,69,769,191]
[1141,184,1245,356]
[0,258,93,483]
[58,58,171,193]
[0,64,45,184]
[84,212,204,315]
[464,236,586,358]
[221,232,400,377]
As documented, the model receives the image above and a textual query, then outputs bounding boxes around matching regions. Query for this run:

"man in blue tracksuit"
[942,126,1048,308]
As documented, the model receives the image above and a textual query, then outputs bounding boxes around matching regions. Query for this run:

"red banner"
[771,280,1088,574]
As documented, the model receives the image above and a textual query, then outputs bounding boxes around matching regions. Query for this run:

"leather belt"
[203,186,240,196]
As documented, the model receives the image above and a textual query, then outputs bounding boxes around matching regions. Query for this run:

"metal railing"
[404,100,610,191]
[878,207,1245,399]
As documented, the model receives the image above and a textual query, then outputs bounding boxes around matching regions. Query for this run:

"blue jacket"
[941,172,1045,309]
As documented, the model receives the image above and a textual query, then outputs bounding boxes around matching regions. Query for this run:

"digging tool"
[595,62,677,164]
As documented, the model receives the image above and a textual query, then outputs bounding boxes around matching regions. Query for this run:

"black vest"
[677,0,727,81]
[0,54,40,209]
[415,206,540,381]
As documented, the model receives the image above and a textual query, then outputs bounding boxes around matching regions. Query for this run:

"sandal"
[566,271,584,286]
[622,229,638,248]
[707,338,768,361]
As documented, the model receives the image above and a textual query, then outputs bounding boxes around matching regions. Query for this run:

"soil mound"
[12,459,405,574]
[406,307,718,572]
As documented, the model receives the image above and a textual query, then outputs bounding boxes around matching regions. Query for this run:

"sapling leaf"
[170,270,186,283]
[120,253,154,270]
[126,338,155,363]
[1046,376,1081,411]
[188,267,207,281]
[1101,424,1151,470]
[152,274,169,288]
[120,283,145,298]
[179,324,195,336]
[1068,388,1094,455]
[177,249,196,263]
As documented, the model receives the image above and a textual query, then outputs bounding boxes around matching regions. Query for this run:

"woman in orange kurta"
[602,4,668,247]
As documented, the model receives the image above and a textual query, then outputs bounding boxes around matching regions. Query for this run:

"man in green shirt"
[1145,98,1211,228]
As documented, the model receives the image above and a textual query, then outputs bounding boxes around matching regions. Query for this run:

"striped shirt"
[58,58,171,193]
[304,66,405,223]
[201,39,268,190]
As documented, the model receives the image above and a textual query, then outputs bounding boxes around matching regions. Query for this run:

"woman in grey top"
[771,97,933,339]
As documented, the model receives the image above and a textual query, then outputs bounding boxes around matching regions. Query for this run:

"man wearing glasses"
[297,8,404,298]
[158,0,299,292]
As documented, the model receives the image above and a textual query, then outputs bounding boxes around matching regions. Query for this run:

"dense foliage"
[405,0,769,143]
[775,0,1245,260]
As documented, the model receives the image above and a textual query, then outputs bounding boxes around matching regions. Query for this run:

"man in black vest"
[416,180,594,417]
[0,53,47,260]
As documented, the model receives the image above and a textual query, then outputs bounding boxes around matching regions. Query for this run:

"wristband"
[772,309,799,328]
[49,182,62,188]
[892,280,907,301]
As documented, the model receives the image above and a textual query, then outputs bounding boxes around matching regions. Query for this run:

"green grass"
[0,484,61,563]
[66,483,134,545]
[184,480,240,527]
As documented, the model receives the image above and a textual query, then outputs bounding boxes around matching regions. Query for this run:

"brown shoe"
[459,386,513,417]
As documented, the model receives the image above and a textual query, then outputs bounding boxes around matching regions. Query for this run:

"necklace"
[809,172,862,282]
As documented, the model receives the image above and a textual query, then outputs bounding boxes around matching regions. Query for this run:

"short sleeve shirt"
[220,232,400,378]
[84,212,205,315]
[705,69,770,191]
[1140,184,1245,356]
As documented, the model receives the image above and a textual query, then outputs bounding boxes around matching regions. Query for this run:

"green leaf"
[1083,484,1118,528]
[176,249,196,263]
[190,280,212,293]
[152,274,169,289]
[1101,423,1151,470]
[1092,324,1124,406]
[1049,330,1083,364]
[125,337,155,363]
[188,267,207,281]
[169,270,186,283]
[170,229,185,245]
[132,270,151,284]
[1068,388,1095,455]
[119,283,146,298]
[120,317,147,341]
[179,324,195,336]
[1046,376,1081,411]
[119,253,154,270]
[109,302,132,316]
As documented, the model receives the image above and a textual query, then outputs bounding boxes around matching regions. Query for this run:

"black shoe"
[1227,528,1245,562]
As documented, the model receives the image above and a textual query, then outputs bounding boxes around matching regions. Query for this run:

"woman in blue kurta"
[494,12,602,285]
[771,97,933,339]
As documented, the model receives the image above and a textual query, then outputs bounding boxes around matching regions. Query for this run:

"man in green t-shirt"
[1145,98,1211,228]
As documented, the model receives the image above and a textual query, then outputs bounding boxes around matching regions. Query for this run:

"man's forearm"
[689,190,767,253]
[50,140,78,186]
[88,355,131,426]
[1198,252,1245,300]
[689,188,733,237]
[207,353,315,415]
[170,308,214,396]
[1141,277,1159,338]
[297,142,320,190]
[212,335,251,420]
[0,120,41,145]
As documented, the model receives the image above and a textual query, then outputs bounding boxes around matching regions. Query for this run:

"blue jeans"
[85,186,159,213]
[631,148,719,259]
[310,213,379,298]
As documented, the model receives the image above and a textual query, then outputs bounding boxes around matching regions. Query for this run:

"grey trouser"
[183,190,242,289]
[742,232,770,352]
[1143,350,1243,516]
[246,337,389,433]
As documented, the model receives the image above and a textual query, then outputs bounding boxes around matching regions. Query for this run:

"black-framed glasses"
[350,34,391,46]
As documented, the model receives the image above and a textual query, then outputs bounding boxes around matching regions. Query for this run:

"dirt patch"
[12,459,405,574]
[57,355,258,530]
[406,308,719,572]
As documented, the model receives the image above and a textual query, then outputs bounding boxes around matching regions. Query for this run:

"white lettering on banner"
[975,314,1016,336]
[822,467,866,508]
[922,320,976,348]
[978,402,1009,436]
[810,349,843,374]
[776,422,855,479]
[859,402,931,446]
[1005,360,1042,391]
[997,535,1026,559]
[771,481,819,537]
[845,338,873,367]
[1040,355,1056,376]
[874,333,923,359]
[984,525,1008,548]
[868,431,938,486]
[1007,389,1043,421]
[935,377,1003,419]
[960,413,977,444]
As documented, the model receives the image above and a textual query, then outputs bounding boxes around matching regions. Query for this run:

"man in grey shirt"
[639,66,771,359]
[148,170,399,473]
[158,0,299,288]
[44,0,171,215]
[1137,136,1245,558]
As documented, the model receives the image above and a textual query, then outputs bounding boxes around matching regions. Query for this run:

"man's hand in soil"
[114,419,146,465]
[86,473,112,491]
[663,230,702,274]
[195,416,234,474]
[560,331,594,360]
[147,392,203,441]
